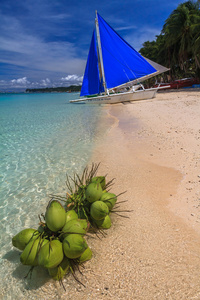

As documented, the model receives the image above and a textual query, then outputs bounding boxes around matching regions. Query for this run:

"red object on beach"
[154,78,200,89]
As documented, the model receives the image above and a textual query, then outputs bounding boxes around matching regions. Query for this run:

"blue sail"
[81,13,157,96]
[80,30,102,96]
[97,13,157,90]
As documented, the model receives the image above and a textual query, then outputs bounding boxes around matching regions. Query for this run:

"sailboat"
[70,12,169,104]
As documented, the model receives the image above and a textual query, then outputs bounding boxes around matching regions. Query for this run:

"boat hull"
[153,78,200,90]
[70,88,158,104]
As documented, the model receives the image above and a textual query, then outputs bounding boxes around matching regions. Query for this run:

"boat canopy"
[80,13,168,97]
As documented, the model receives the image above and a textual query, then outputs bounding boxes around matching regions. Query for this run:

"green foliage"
[139,0,200,79]
[25,85,81,93]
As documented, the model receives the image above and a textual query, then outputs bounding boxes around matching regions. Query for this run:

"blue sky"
[0,0,182,91]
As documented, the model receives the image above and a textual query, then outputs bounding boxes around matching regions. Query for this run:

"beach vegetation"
[139,0,200,80]
[25,85,81,93]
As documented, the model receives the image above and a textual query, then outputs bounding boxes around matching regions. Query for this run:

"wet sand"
[53,90,200,300]
[7,89,200,299]
[78,90,200,299]
[54,89,200,299]
[78,89,200,299]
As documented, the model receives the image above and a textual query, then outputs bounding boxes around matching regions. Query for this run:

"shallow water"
[0,92,104,298]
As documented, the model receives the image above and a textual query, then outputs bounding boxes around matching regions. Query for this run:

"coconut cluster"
[12,201,92,281]
[12,173,118,283]
[66,175,118,229]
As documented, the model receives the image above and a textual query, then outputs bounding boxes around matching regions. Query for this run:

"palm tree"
[139,1,200,79]
[191,5,200,69]
[162,1,200,76]
[139,34,167,67]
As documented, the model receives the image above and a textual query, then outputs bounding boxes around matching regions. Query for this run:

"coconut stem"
[115,200,128,205]
[24,266,34,279]
[59,279,66,291]
[70,264,86,288]
[111,211,131,218]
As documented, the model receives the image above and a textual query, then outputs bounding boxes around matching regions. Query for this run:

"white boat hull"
[70,88,158,104]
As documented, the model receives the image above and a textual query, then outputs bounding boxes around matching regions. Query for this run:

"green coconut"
[20,237,48,266]
[85,182,103,203]
[62,219,89,239]
[12,228,40,251]
[79,247,93,263]
[91,176,106,189]
[100,192,117,210]
[93,215,112,229]
[45,200,66,232]
[65,210,78,223]
[48,256,70,280]
[63,234,88,259]
[38,239,64,269]
[90,201,109,220]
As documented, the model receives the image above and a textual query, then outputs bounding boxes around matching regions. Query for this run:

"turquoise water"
[0,92,103,298]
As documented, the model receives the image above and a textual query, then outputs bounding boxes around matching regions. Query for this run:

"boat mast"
[95,11,108,95]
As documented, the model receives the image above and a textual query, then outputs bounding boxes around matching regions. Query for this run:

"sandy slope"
[55,89,200,300]
[79,89,200,299]
[10,89,200,300]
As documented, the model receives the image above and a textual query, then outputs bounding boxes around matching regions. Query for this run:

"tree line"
[26,85,81,93]
[139,0,200,81]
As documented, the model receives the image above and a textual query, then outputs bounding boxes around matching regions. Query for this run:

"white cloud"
[61,75,83,82]
[40,78,51,86]
[115,25,137,31]
[0,75,82,91]
[0,77,31,90]
[11,77,30,85]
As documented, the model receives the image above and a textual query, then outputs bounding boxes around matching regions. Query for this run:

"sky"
[0,0,183,91]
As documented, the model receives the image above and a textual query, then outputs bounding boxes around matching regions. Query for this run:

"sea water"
[0,92,104,298]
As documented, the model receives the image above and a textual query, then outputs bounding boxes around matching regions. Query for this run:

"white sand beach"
[61,88,200,299]
[6,89,200,300]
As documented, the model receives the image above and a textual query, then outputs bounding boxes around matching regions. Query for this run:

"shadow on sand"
[3,250,50,291]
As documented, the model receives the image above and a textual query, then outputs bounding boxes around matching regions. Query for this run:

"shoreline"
[86,89,200,299]
[98,89,200,235]
[4,90,200,299]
